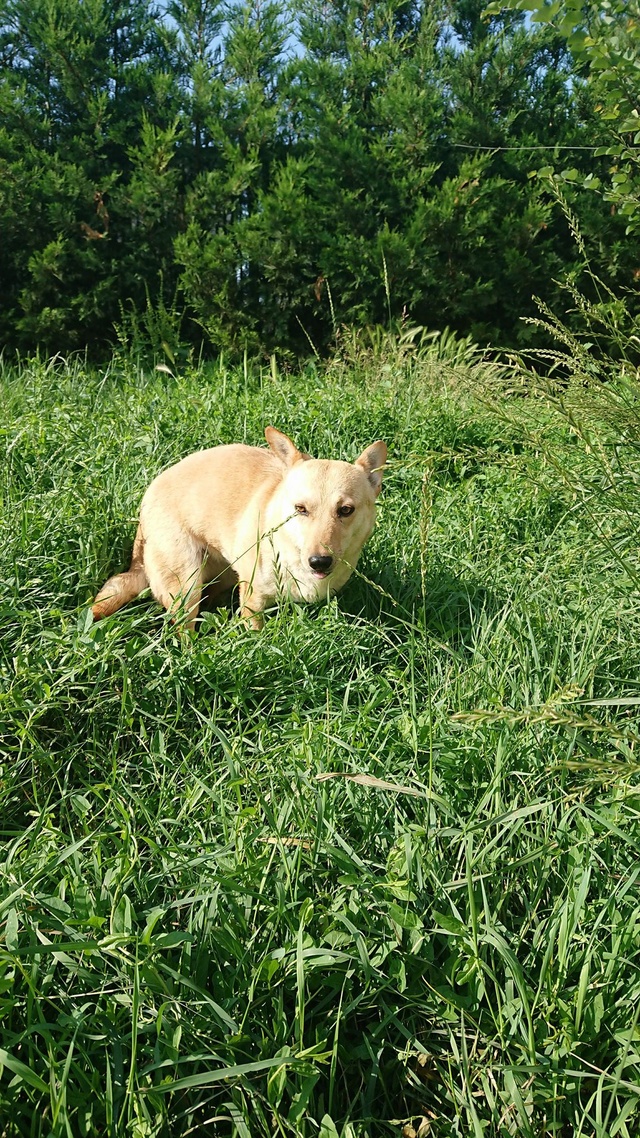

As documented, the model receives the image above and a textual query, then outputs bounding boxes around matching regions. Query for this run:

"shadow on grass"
[342,565,500,651]
[90,563,499,656]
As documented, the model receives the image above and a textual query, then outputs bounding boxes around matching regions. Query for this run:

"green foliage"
[493,0,640,232]
[178,0,617,354]
[1,344,640,1133]
[0,0,181,350]
[0,0,636,355]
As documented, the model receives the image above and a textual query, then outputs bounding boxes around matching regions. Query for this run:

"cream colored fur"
[92,427,387,631]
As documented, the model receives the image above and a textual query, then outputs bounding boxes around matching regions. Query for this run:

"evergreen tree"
[177,0,604,352]
[168,0,225,180]
[432,0,595,342]
[0,0,178,351]
[177,0,450,353]
[175,0,290,352]
[0,0,634,356]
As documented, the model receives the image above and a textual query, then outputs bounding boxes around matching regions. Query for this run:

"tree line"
[0,0,637,358]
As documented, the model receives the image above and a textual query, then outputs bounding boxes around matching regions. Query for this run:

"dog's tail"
[92,525,148,620]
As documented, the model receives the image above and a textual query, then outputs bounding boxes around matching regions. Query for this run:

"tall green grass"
[1,344,639,1136]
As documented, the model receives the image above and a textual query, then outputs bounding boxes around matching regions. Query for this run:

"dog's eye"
[295,504,309,516]
[337,505,355,518]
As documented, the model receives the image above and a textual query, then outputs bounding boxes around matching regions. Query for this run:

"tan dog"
[92,427,386,631]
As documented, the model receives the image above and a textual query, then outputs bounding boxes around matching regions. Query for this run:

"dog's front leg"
[237,579,267,630]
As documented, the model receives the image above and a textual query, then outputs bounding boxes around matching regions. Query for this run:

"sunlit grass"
[1,348,639,1136]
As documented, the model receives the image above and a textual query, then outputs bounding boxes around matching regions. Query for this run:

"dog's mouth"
[310,569,330,580]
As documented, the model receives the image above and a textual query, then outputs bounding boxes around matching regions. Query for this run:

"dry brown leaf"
[259,836,312,849]
[315,772,423,796]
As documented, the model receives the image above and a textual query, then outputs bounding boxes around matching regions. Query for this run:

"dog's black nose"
[309,554,333,574]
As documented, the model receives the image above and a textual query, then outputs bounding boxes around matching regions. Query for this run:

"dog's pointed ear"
[265,426,304,468]
[355,441,387,496]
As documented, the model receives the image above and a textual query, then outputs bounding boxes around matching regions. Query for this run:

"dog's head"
[265,427,387,603]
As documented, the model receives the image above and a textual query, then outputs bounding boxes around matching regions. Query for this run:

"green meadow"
[1,341,640,1136]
